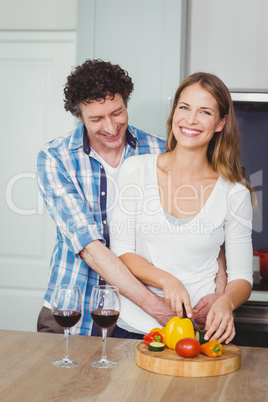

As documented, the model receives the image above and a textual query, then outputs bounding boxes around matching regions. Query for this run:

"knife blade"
[182,304,202,332]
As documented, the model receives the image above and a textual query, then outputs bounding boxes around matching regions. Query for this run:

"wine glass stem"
[64,328,69,361]
[101,328,108,361]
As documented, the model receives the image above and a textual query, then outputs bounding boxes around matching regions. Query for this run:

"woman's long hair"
[166,72,255,197]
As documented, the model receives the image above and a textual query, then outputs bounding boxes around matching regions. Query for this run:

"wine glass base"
[52,358,79,368]
[90,359,117,369]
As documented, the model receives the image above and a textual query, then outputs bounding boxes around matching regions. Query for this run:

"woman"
[110,72,254,344]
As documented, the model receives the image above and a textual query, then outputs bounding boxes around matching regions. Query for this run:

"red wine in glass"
[89,285,120,368]
[53,310,82,328]
[51,285,82,368]
[91,309,119,328]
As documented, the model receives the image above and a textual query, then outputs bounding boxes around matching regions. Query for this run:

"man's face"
[78,94,128,155]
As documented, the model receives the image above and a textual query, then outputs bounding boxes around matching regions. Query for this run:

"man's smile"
[99,126,122,139]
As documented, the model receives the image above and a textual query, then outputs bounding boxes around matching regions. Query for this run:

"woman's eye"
[201,110,211,116]
[179,106,188,110]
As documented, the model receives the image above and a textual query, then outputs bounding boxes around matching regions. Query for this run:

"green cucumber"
[148,342,165,352]
[195,330,208,345]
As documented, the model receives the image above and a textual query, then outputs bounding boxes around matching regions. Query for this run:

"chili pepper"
[143,331,162,346]
[165,317,195,350]
[200,340,223,357]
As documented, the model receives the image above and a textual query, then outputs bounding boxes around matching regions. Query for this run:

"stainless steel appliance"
[231,92,268,347]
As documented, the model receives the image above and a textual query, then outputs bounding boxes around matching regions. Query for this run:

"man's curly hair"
[64,59,134,117]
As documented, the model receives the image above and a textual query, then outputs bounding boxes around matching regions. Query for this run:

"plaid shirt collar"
[68,121,138,155]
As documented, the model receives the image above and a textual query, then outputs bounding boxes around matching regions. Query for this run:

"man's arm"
[80,240,176,327]
[192,248,227,327]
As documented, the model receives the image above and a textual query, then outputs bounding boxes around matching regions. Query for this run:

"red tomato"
[175,338,201,358]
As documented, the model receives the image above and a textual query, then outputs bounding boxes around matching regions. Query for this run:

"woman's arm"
[192,248,227,327]
[80,241,177,327]
[119,252,192,318]
[204,279,251,344]
[204,186,253,343]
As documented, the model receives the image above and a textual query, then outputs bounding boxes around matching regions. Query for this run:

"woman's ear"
[216,114,227,132]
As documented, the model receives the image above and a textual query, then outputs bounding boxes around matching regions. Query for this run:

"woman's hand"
[161,274,192,318]
[204,296,235,344]
[192,293,221,329]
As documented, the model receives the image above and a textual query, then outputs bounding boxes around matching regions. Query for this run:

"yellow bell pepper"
[165,317,181,349]
[149,317,195,349]
[162,317,195,350]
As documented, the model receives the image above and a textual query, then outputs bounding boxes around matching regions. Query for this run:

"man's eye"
[113,111,122,117]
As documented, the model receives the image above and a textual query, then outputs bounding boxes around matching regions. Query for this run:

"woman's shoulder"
[218,176,251,207]
[219,176,250,194]
[122,153,158,173]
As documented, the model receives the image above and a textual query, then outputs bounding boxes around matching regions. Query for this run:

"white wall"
[0,0,77,30]
[0,0,77,332]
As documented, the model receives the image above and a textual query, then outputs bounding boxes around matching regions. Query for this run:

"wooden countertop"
[0,329,267,401]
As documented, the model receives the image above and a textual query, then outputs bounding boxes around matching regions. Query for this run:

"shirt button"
[100,165,103,169]
[103,220,107,224]
[101,191,105,196]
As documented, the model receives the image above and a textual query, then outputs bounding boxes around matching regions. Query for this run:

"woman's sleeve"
[224,186,253,285]
[110,160,141,257]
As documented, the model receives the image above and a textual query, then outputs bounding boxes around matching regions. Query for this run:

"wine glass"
[51,284,82,368]
[89,285,120,368]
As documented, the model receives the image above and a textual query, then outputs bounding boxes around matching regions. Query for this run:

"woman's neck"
[163,145,214,181]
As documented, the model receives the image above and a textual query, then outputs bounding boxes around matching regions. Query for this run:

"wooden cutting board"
[136,342,241,377]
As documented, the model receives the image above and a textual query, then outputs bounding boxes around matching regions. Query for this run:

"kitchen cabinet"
[77,0,184,138]
[187,0,268,90]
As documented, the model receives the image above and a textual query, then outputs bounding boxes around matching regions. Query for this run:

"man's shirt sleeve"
[37,149,104,255]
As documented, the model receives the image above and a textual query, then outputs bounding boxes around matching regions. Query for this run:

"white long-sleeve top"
[110,154,253,333]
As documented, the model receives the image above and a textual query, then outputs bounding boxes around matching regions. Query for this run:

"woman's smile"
[180,127,202,137]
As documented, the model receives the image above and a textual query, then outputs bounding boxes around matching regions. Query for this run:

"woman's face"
[172,83,226,151]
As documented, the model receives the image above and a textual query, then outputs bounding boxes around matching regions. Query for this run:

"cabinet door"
[77,0,183,138]
[0,32,76,331]
[188,0,268,90]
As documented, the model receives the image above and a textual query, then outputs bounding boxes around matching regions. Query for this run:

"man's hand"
[144,294,177,327]
[215,248,227,295]
[192,248,227,328]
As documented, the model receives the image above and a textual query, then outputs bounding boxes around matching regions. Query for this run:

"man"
[37,59,226,336]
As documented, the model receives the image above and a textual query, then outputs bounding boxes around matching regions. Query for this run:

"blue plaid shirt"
[37,121,166,335]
